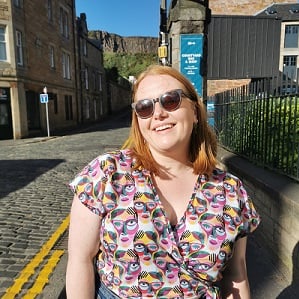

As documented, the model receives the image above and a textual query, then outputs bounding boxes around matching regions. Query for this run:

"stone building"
[209,0,297,16]
[76,13,108,124]
[256,3,299,93]
[207,0,298,95]
[0,0,78,139]
[0,0,111,140]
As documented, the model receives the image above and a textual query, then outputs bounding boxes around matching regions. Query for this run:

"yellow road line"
[2,215,70,299]
[23,249,65,298]
[121,137,131,149]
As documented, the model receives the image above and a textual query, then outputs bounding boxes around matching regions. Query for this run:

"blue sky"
[75,0,161,37]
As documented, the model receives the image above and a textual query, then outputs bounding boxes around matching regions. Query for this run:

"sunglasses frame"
[131,89,187,119]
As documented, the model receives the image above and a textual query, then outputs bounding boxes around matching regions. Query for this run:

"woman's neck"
[151,154,193,179]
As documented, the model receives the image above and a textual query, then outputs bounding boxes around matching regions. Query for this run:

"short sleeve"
[236,179,261,237]
[69,154,112,215]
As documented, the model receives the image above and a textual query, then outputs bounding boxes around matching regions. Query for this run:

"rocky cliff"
[88,30,159,54]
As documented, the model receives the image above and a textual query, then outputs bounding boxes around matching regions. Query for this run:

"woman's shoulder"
[87,148,134,174]
[210,167,242,185]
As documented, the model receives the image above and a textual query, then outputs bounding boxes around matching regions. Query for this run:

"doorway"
[0,88,13,140]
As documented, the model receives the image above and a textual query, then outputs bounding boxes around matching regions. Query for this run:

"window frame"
[59,7,69,38]
[284,25,299,48]
[50,45,55,69]
[16,30,24,66]
[47,0,53,22]
[62,51,71,79]
[0,26,7,61]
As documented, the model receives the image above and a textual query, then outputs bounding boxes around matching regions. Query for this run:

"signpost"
[40,87,50,137]
[180,34,203,96]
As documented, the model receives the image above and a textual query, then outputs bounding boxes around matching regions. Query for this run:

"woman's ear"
[193,106,199,124]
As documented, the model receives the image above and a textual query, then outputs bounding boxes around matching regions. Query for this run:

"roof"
[255,3,299,21]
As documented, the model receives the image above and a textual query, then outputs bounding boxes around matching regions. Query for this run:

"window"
[283,55,297,80]
[60,7,69,38]
[0,27,7,61]
[84,67,89,89]
[284,25,299,48]
[92,72,96,91]
[85,98,90,119]
[53,96,58,114]
[62,52,71,79]
[16,30,23,66]
[94,99,97,119]
[48,0,53,22]
[50,45,55,68]
[83,39,87,56]
[97,72,102,91]
[14,0,21,8]
[65,95,73,120]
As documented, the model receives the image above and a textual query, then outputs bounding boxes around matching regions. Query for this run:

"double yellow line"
[2,215,70,299]
[2,138,131,298]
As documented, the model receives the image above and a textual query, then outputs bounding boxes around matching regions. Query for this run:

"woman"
[66,64,260,299]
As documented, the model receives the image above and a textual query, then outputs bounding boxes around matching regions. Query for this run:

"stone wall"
[108,82,131,113]
[218,147,299,283]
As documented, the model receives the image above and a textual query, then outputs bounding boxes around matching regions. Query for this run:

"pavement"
[0,109,298,299]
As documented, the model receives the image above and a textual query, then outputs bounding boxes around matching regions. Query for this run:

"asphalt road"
[0,109,297,299]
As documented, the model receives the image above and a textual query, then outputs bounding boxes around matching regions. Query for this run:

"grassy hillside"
[104,52,159,80]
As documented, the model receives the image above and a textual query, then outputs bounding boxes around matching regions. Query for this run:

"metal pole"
[45,101,50,137]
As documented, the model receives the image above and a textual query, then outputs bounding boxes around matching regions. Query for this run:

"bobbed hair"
[127,64,218,175]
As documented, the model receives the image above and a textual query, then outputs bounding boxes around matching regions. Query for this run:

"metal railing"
[209,77,299,181]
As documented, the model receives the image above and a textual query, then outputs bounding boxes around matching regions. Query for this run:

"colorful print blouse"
[70,149,260,299]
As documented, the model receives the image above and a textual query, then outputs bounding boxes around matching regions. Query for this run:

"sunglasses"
[131,89,188,119]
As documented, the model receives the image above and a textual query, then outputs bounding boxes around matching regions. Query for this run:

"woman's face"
[134,74,197,159]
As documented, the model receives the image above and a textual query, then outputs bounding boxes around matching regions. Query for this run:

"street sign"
[40,93,49,103]
[40,91,50,137]
[158,45,167,58]
[180,34,203,96]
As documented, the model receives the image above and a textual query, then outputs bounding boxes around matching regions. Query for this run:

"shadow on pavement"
[0,159,65,199]
[58,286,66,299]
[276,241,299,299]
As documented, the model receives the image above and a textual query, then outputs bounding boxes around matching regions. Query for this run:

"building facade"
[76,13,108,124]
[0,0,78,139]
[209,0,297,16]
[0,0,110,140]
[256,3,299,93]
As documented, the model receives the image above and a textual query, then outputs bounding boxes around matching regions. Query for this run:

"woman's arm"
[221,237,251,299]
[66,195,102,299]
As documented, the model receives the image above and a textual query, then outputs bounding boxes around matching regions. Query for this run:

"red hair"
[127,64,217,175]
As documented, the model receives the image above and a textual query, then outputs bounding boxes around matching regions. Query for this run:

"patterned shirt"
[70,149,260,299]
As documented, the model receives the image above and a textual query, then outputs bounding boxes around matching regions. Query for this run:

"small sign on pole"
[40,93,48,103]
[40,86,50,137]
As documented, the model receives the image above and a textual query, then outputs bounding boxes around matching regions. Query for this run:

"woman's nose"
[153,102,167,119]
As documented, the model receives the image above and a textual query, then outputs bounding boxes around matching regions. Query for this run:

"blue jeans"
[96,281,120,299]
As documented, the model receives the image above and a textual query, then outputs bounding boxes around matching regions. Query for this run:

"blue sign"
[40,93,48,103]
[180,34,203,96]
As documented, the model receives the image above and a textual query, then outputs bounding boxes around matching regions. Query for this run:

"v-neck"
[147,173,205,229]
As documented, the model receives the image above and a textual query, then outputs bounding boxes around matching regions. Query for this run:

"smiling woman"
[66,64,260,299]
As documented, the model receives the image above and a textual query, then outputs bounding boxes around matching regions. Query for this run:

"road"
[0,109,297,299]
[0,110,131,298]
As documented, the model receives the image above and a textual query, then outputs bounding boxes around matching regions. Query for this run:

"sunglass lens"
[161,91,181,111]
[135,99,153,118]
